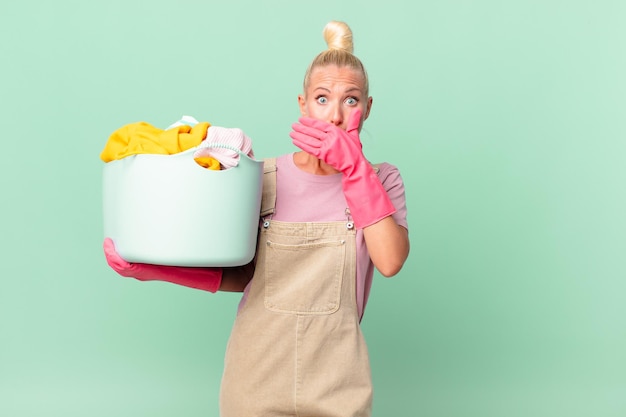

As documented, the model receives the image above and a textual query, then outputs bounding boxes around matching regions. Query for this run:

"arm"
[363,217,409,277]
[103,238,252,292]
[291,109,410,276]
[363,164,410,276]
[221,262,255,291]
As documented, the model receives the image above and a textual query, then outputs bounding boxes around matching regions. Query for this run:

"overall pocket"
[264,239,346,315]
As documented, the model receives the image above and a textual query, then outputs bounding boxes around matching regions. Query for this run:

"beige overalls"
[219,159,373,416]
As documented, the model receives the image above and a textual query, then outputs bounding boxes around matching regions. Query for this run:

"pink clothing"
[194,126,255,169]
[242,153,408,320]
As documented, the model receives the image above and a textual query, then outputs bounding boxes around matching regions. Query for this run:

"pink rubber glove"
[103,238,222,293]
[290,109,396,228]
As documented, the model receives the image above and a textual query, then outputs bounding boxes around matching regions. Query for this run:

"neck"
[293,151,339,175]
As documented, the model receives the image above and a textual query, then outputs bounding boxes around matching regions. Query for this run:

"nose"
[329,105,343,127]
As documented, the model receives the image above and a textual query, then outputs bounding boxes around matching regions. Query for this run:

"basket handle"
[178,142,252,158]
[198,142,250,156]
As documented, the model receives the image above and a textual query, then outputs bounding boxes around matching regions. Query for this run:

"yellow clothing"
[100,121,211,162]
[194,156,221,170]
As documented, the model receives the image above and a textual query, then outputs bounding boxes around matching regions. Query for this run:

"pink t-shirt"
[242,153,408,321]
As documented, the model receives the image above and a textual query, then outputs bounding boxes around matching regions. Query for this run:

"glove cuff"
[342,165,396,229]
[129,264,223,293]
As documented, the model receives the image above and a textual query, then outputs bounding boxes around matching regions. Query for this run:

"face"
[298,65,372,131]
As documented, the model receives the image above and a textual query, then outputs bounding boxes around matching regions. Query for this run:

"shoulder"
[371,162,404,186]
[371,161,400,173]
[372,162,409,229]
[263,153,291,166]
[262,154,292,174]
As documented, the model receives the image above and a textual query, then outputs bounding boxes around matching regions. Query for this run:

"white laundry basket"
[102,144,263,267]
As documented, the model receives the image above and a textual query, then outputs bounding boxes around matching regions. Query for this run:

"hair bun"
[323,21,353,54]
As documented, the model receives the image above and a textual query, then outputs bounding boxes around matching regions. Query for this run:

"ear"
[298,94,307,116]
[363,96,373,121]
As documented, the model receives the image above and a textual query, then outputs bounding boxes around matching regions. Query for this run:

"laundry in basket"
[101,121,263,267]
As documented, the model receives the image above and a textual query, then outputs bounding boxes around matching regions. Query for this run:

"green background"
[1,1,624,416]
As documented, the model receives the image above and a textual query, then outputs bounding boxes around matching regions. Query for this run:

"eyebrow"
[313,86,363,94]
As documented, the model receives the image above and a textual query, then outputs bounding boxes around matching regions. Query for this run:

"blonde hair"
[303,21,369,95]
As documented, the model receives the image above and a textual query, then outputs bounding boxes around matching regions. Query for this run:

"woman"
[104,20,409,416]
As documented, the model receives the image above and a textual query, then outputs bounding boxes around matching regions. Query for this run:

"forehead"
[308,65,366,92]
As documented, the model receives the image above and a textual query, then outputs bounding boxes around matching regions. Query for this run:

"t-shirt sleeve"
[377,163,409,231]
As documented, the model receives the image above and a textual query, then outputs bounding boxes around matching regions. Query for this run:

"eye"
[316,96,328,104]
[345,97,358,106]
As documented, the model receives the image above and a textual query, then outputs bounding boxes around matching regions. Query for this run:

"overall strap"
[260,157,277,217]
